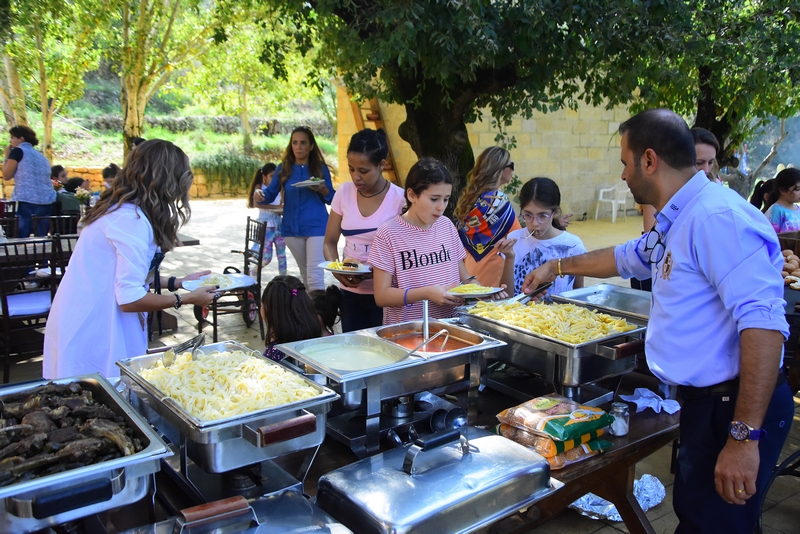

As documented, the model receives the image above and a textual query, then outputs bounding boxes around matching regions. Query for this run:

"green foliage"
[192,149,263,195]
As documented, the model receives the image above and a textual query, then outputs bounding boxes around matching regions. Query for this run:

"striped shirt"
[369,215,466,324]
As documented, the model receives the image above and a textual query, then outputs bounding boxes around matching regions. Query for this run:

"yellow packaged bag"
[496,393,614,441]
[498,424,603,458]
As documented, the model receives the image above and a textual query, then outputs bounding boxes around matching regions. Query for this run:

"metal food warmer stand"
[117,340,348,531]
[278,320,505,457]
[456,286,650,406]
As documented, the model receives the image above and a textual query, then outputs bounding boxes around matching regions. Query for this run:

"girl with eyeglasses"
[764,168,800,234]
[500,177,586,296]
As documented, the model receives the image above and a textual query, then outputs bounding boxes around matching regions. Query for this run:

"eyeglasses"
[505,162,515,171]
[643,224,666,264]
[521,211,554,224]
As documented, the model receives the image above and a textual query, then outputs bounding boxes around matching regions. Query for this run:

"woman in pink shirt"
[323,129,406,331]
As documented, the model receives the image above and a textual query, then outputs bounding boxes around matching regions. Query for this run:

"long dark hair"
[750,179,775,212]
[519,177,566,231]
[309,285,343,333]
[278,127,329,186]
[9,125,39,145]
[247,163,277,209]
[82,140,192,252]
[262,275,320,344]
[765,169,800,212]
[402,158,453,214]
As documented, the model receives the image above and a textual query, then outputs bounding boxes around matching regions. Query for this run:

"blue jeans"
[674,380,794,533]
[17,202,53,237]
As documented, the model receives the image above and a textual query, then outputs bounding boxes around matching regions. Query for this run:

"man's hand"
[714,439,759,505]
[521,260,559,295]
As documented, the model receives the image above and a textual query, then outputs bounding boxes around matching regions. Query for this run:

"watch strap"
[173,293,182,309]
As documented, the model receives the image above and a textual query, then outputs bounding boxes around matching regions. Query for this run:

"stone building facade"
[336,85,632,218]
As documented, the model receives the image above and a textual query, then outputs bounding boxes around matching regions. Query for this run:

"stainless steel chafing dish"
[456,296,646,405]
[316,427,562,534]
[117,340,339,474]
[552,284,652,322]
[0,374,171,534]
[278,322,505,457]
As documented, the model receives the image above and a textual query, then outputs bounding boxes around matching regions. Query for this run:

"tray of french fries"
[456,298,646,353]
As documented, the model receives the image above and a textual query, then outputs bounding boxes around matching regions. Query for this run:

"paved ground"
[13,199,800,533]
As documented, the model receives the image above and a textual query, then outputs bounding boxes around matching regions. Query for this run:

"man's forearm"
[735,328,783,429]
[562,247,620,279]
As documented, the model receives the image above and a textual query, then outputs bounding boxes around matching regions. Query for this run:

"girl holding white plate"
[323,129,405,331]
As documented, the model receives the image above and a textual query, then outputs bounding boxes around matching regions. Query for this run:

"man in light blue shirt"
[522,109,793,534]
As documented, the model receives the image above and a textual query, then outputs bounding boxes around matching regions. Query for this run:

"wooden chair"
[31,215,79,236]
[0,200,17,218]
[194,217,267,342]
[0,237,62,382]
[0,217,18,239]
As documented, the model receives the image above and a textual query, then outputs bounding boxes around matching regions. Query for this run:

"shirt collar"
[654,171,709,235]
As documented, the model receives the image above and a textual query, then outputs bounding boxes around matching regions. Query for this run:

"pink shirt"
[330,181,406,294]
[368,215,466,324]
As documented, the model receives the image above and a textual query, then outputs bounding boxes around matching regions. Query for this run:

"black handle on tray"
[414,429,461,451]
[32,478,113,519]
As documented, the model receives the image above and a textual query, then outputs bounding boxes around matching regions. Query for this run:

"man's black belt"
[678,371,786,401]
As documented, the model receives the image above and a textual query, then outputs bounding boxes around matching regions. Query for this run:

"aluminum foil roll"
[569,474,666,521]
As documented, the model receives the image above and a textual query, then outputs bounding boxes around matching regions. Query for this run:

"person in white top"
[248,162,287,274]
[499,177,586,297]
[323,129,405,331]
[44,140,218,378]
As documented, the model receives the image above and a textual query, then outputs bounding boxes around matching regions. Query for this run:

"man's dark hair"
[691,127,720,153]
[64,177,85,193]
[618,109,695,170]
[131,137,146,147]
[102,163,120,180]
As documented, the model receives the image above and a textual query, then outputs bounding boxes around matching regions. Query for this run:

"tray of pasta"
[117,341,339,473]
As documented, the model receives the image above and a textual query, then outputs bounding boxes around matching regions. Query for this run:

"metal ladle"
[397,329,451,363]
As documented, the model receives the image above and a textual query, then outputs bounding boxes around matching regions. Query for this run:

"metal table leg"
[364,375,382,455]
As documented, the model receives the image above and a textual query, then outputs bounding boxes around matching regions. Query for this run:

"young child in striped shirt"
[369,158,477,324]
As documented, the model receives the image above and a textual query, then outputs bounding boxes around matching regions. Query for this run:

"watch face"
[730,421,751,441]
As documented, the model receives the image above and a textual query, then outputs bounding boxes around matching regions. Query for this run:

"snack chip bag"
[496,393,614,441]
[497,424,604,458]
[548,439,611,470]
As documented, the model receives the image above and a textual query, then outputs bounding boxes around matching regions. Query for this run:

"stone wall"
[336,84,631,218]
[2,167,245,200]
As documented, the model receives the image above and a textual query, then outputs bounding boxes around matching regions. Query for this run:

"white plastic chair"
[595,182,630,223]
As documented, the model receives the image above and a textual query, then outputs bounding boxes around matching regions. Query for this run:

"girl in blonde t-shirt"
[323,129,405,331]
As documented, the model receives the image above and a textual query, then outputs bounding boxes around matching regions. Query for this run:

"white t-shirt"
[507,228,587,296]
[44,204,157,378]
[330,181,406,294]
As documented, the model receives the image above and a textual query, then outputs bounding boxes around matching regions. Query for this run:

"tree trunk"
[121,76,148,160]
[2,54,28,126]
[33,21,54,162]
[395,78,475,220]
[241,77,252,153]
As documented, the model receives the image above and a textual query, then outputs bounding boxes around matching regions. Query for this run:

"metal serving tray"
[552,284,652,323]
[0,374,171,534]
[455,301,646,387]
[316,427,562,534]
[117,340,339,473]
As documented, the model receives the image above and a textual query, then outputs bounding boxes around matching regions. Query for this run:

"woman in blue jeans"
[2,126,55,237]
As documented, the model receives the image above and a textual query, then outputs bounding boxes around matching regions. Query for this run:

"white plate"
[319,261,372,275]
[446,286,504,299]
[182,273,256,291]
[292,179,325,188]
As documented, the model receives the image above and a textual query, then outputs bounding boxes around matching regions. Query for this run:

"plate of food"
[320,258,372,275]
[182,273,256,291]
[447,283,504,298]
[292,177,325,188]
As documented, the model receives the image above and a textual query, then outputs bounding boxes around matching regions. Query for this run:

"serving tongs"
[159,333,205,367]
[501,282,553,307]
[397,329,451,363]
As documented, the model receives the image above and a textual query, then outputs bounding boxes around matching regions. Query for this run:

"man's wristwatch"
[729,421,766,442]
[173,293,183,310]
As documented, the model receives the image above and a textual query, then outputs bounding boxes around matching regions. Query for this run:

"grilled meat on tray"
[0,382,143,487]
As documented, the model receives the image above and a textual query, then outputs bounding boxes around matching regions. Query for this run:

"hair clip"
[291,289,298,296]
